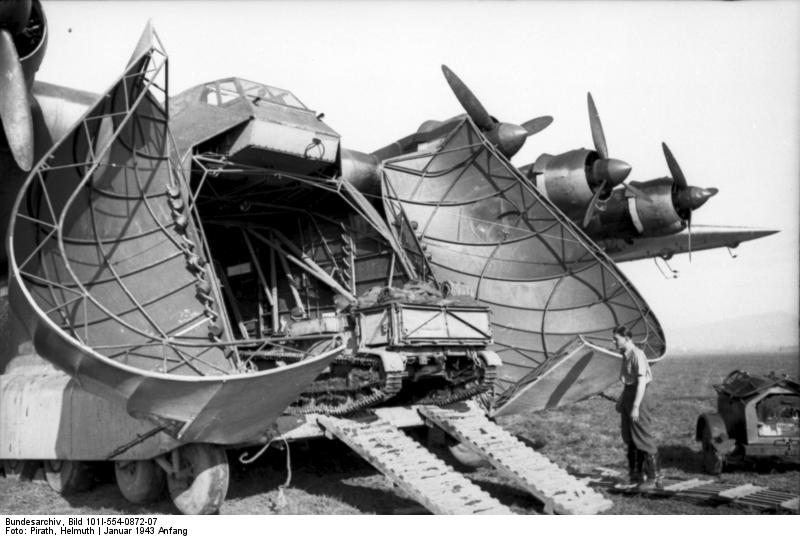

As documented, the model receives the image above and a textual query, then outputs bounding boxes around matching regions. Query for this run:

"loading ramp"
[317,416,513,515]
[419,405,613,514]
[317,404,612,515]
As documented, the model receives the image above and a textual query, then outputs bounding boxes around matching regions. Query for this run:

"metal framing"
[5,28,341,445]
[382,118,665,398]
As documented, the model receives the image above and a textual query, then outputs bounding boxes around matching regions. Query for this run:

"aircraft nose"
[496,122,529,158]
[592,157,632,187]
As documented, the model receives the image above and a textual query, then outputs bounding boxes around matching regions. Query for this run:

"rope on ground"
[238,436,293,512]
[276,438,292,509]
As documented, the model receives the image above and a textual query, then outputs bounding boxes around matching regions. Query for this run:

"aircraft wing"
[600,225,778,263]
[380,117,665,414]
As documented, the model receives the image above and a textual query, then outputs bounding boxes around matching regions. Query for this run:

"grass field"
[1,352,797,515]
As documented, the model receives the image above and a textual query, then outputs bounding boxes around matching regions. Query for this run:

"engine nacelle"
[527,149,598,221]
[580,179,686,240]
[340,147,381,196]
[625,178,684,237]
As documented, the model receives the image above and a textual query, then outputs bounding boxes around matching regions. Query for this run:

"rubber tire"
[701,429,725,475]
[4,459,42,481]
[447,442,489,469]
[43,460,93,494]
[166,444,229,515]
[3,459,31,479]
[3,460,22,478]
[115,460,166,504]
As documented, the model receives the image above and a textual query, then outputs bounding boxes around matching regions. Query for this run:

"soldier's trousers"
[620,383,658,454]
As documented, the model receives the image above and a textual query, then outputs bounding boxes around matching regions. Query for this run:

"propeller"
[0,0,34,171]
[582,92,636,228]
[662,142,719,260]
[441,65,552,158]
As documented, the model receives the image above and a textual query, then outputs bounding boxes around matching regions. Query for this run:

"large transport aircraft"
[0,0,769,515]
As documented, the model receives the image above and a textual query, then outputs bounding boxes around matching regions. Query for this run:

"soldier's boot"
[638,451,663,490]
[627,443,642,484]
[635,448,646,483]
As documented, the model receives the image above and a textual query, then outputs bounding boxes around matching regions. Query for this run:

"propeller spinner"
[662,142,719,259]
[441,65,552,158]
[0,0,34,171]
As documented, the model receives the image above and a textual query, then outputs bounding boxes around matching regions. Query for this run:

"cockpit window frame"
[201,80,243,108]
[238,78,309,111]
[199,78,311,112]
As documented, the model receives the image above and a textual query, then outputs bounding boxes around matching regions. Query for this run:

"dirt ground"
[1,352,797,515]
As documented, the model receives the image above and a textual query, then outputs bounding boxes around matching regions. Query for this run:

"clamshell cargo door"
[381,118,665,414]
[6,26,340,444]
[491,337,627,416]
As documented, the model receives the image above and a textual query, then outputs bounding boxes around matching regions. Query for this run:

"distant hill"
[667,311,799,355]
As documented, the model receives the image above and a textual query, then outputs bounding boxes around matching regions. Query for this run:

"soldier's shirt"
[620,344,652,386]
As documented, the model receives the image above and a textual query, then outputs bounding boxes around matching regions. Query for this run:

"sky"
[34,0,800,353]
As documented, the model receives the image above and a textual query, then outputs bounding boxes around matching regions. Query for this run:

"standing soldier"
[613,326,661,489]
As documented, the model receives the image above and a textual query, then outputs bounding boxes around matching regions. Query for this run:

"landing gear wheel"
[701,429,725,475]
[3,459,23,478]
[115,460,165,504]
[2,459,37,480]
[166,444,229,515]
[44,460,93,494]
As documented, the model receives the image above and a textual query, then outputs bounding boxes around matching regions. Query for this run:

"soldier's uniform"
[619,343,660,486]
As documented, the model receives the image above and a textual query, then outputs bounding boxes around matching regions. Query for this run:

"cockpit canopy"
[201,78,308,110]
[170,77,340,176]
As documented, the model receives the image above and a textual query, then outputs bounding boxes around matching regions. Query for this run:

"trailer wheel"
[115,460,165,504]
[166,444,229,515]
[43,460,93,494]
[701,428,725,475]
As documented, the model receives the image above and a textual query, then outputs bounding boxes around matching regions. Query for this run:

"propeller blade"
[0,28,33,171]
[687,216,692,262]
[582,179,607,228]
[441,65,495,131]
[587,92,608,158]
[521,116,553,137]
[623,182,651,202]
[662,142,687,190]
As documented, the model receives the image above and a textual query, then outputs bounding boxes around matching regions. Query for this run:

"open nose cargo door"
[381,118,665,415]
[6,25,339,444]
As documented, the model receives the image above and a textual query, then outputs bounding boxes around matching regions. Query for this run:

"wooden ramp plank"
[317,415,514,515]
[582,471,799,513]
[419,405,613,515]
[780,498,799,511]
[717,484,765,499]
[664,478,715,492]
